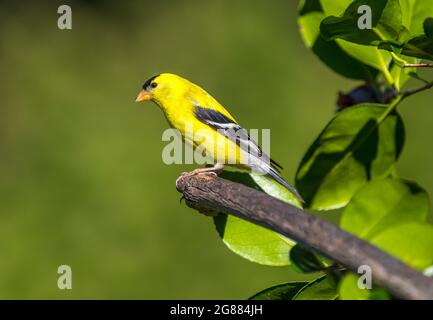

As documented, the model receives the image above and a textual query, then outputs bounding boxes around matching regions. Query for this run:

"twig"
[403,63,433,68]
[176,173,433,300]
[400,80,433,98]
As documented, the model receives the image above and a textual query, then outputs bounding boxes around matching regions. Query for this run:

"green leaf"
[319,0,353,15]
[339,273,391,300]
[290,245,328,273]
[400,0,433,38]
[214,214,295,266]
[250,275,338,300]
[249,282,309,300]
[320,0,402,45]
[297,0,378,80]
[424,17,433,37]
[379,18,433,60]
[250,174,303,208]
[337,41,393,78]
[403,19,433,59]
[213,171,301,266]
[295,103,405,210]
[389,53,419,90]
[318,0,394,83]
[293,275,338,300]
[340,178,430,239]
[371,222,433,269]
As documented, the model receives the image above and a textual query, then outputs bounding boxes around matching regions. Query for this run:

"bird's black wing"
[194,105,283,172]
[194,105,303,201]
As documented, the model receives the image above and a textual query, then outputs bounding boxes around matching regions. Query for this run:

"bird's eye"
[150,82,158,89]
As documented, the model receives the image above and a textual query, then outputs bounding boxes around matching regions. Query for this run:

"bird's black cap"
[143,74,160,89]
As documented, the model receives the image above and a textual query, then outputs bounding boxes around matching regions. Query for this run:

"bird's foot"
[176,164,224,210]
[178,164,224,181]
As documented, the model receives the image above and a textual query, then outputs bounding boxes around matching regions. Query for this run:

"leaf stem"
[378,52,395,85]
[379,95,403,123]
[390,53,408,66]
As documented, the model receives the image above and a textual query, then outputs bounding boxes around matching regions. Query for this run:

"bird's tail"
[267,169,304,203]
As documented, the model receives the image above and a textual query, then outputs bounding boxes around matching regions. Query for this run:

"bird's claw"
[179,169,219,178]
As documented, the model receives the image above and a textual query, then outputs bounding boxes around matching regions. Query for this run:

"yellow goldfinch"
[135,73,303,201]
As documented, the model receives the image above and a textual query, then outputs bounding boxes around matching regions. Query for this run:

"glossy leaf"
[340,178,430,239]
[403,19,433,59]
[339,273,391,300]
[296,104,405,210]
[293,275,338,300]
[371,222,433,269]
[379,18,433,60]
[320,0,402,45]
[319,0,352,15]
[250,275,338,300]
[400,0,433,38]
[213,171,301,266]
[298,0,378,80]
[319,0,393,82]
[249,282,309,300]
[250,174,303,208]
[337,41,392,79]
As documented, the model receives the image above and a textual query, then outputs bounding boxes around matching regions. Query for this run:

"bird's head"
[135,73,191,106]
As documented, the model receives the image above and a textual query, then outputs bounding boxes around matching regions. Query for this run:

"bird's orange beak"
[135,89,151,102]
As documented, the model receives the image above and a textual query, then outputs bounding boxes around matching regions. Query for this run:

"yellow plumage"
[135,73,303,201]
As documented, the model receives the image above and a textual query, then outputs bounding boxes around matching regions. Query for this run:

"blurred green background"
[0,0,432,299]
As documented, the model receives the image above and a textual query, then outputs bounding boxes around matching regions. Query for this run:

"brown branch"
[176,173,433,300]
